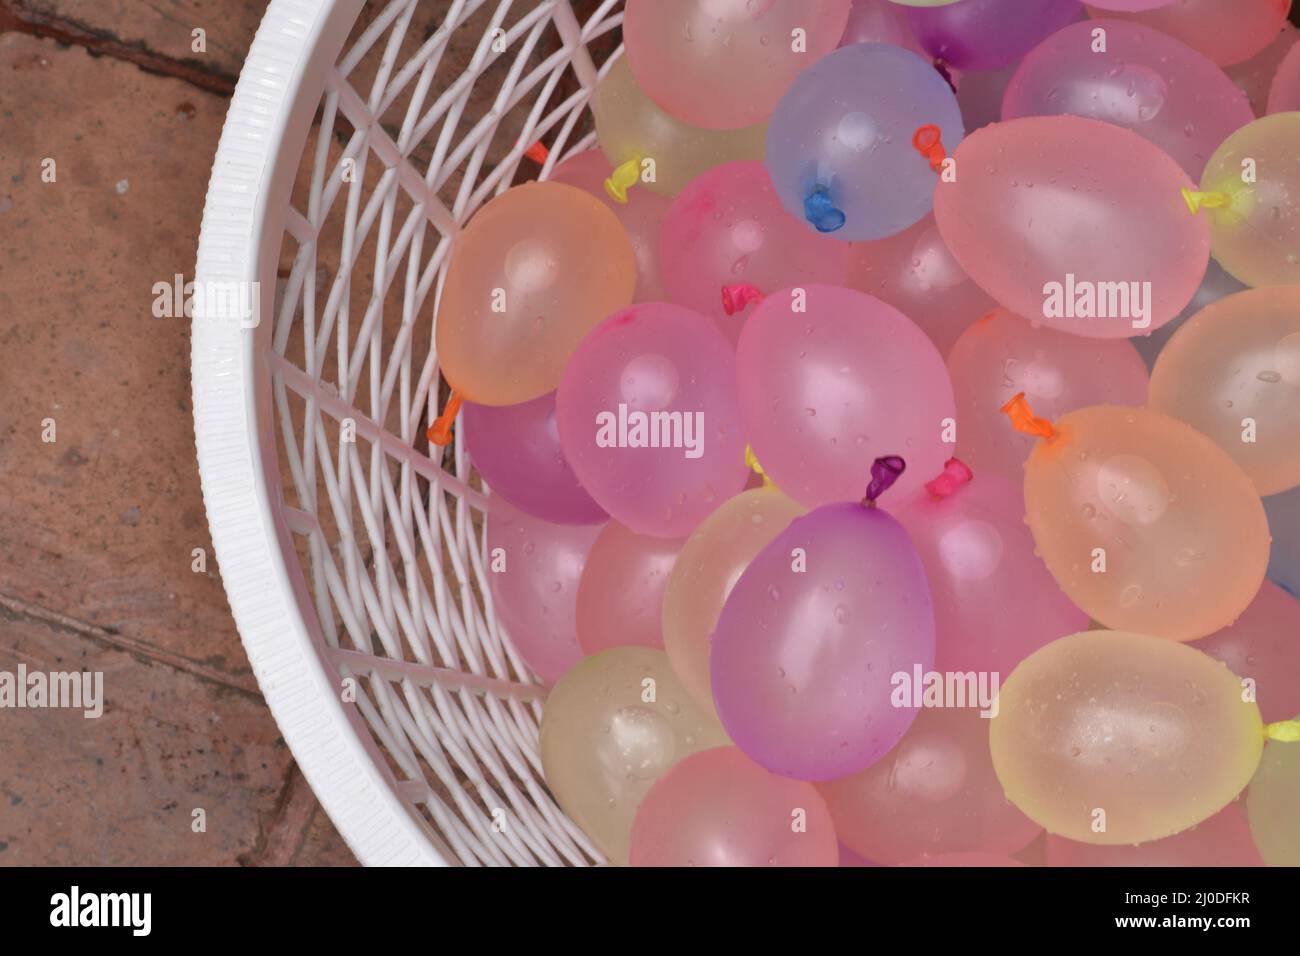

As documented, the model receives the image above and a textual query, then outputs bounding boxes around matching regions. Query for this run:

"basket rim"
[191,0,451,867]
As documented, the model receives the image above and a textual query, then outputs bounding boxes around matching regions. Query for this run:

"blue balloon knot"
[804,186,845,233]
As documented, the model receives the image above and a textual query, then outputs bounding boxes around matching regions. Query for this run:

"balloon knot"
[1265,718,1300,743]
[864,455,906,507]
[925,457,974,500]
[604,157,641,204]
[912,124,947,172]
[1000,392,1057,440]
[1180,187,1227,215]
[524,140,549,164]
[428,390,463,447]
[721,283,765,315]
[804,185,845,233]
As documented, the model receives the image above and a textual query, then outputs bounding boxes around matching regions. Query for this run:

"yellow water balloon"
[539,647,728,865]
[990,630,1264,845]
[1247,739,1300,867]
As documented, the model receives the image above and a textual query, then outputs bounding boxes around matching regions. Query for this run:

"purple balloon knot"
[864,455,906,507]
[804,185,845,233]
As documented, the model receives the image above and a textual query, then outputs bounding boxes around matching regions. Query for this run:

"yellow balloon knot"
[1264,718,1300,743]
[603,157,641,205]
[1181,187,1228,215]
[745,445,772,488]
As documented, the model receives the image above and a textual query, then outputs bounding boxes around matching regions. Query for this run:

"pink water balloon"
[1193,581,1300,725]
[660,161,849,346]
[819,705,1042,864]
[846,212,999,357]
[465,391,606,525]
[623,0,852,130]
[1086,0,1291,66]
[1004,19,1253,178]
[711,460,936,780]
[549,148,670,303]
[556,303,749,538]
[899,852,1025,866]
[1046,802,1263,866]
[893,470,1089,675]
[840,0,925,53]
[629,747,838,867]
[947,309,1150,481]
[737,285,956,508]
[576,521,684,655]
[485,502,603,682]
[1267,40,1300,112]
[1227,21,1299,114]
[933,115,1210,338]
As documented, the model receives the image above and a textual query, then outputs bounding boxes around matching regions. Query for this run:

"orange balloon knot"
[1000,392,1058,441]
[721,283,765,315]
[604,157,641,204]
[524,140,549,164]
[912,124,947,172]
[933,58,958,95]
[925,457,974,500]
[427,390,463,447]
[1180,188,1228,215]
[864,455,906,508]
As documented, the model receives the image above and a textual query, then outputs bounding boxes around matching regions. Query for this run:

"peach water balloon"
[628,747,839,867]
[737,285,955,507]
[623,0,851,131]
[846,212,998,357]
[893,468,1089,675]
[1247,740,1300,867]
[906,0,1082,71]
[1045,803,1264,866]
[764,43,964,239]
[539,646,729,865]
[660,161,850,345]
[435,182,635,405]
[556,303,750,539]
[933,116,1210,338]
[1008,399,1269,641]
[593,57,767,199]
[1188,112,1300,287]
[465,391,606,525]
[576,521,684,655]
[1149,286,1300,496]
[549,148,669,302]
[1266,41,1300,112]
[990,630,1265,844]
[662,484,804,714]
[818,705,1042,864]
[1194,581,1300,725]
[711,457,936,780]
[485,502,602,683]
[948,309,1149,481]
[1131,258,1245,369]
[1086,0,1291,66]
[1004,19,1253,178]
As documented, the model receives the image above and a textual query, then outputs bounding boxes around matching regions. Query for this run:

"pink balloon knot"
[721,283,765,315]
[864,455,906,507]
[925,457,974,500]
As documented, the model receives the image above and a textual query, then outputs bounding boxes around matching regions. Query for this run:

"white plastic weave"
[192,0,626,866]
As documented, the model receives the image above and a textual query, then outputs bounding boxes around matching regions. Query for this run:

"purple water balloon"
[1004,19,1253,178]
[465,391,607,525]
[556,303,750,539]
[907,0,1083,71]
[710,458,936,780]
[764,43,964,241]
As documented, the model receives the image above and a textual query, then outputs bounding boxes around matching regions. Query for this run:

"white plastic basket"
[192,0,626,866]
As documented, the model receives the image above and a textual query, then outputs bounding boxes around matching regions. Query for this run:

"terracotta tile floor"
[0,0,357,865]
